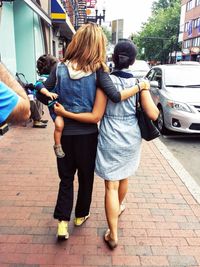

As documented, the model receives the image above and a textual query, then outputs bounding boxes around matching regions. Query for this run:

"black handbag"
[136,92,160,141]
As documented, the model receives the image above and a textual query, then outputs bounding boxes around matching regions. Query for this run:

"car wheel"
[156,106,168,135]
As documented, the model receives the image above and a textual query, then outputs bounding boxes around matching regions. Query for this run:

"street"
[160,133,200,186]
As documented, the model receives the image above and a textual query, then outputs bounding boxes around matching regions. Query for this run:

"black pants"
[53,132,98,221]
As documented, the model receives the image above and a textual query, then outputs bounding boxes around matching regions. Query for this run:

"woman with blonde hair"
[40,23,149,240]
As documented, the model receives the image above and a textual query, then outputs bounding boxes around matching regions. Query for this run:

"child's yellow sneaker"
[74,213,90,226]
[57,220,69,240]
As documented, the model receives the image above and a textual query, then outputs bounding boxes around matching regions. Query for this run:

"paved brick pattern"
[0,118,200,267]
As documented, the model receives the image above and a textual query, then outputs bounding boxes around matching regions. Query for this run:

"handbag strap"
[135,78,141,110]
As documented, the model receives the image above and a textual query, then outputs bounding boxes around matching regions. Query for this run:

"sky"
[99,0,155,37]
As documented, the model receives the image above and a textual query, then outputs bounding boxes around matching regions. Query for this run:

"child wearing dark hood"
[36,54,65,158]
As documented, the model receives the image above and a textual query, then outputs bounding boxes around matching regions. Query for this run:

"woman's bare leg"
[118,178,128,205]
[104,180,119,242]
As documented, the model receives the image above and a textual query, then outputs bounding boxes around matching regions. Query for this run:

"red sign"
[86,0,96,8]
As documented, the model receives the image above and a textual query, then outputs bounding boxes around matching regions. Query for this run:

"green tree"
[132,0,181,63]
[152,0,178,14]
[102,26,112,43]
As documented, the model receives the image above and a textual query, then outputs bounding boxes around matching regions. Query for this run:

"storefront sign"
[182,48,190,55]
[191,47,200,54]
[86,0,96,8]
[51,0,66,22]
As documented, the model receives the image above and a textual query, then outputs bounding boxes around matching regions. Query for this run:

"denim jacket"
[56,63,96,113]
[56,63,98,135]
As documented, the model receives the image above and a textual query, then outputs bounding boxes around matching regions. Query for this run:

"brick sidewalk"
[0,118,200,267]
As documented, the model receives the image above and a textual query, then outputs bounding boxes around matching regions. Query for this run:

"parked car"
[129,60,150,78]
[176,61,200,65]
[145,64,200,134]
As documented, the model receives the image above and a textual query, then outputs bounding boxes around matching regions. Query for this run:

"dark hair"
[113,39,137,70]
[37,54,58,75]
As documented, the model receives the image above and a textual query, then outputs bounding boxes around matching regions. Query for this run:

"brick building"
[179,0,200,61]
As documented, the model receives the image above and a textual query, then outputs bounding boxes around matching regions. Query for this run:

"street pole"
[95,8,105,25]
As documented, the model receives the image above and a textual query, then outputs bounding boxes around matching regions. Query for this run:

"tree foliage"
[102,26,112,43]
[132,0,181,63]
[152,0,177,14]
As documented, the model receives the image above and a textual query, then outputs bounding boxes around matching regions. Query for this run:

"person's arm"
[96,68,149,102]
[35,66,58,105]
[0,63,30,123]
[140,90,159,121]
[44,65,57,92]
[54,88,107,123]
[35,65,57,93]
[38,88,58,100]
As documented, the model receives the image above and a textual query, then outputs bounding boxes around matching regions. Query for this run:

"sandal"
[104,229,118,250]
[118,203,126,216]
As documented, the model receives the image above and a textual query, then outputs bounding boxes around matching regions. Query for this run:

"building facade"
[112,19,124,45]
[0,0,52,82]
[0,0,81,83]
[179,0,200,61]
[77,0,87,26]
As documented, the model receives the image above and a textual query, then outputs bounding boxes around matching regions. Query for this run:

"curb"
[153,138,200,204]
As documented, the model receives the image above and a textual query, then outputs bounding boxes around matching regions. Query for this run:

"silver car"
[146,64,200,134]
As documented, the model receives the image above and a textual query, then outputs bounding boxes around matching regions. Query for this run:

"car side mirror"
[150,81,159,88]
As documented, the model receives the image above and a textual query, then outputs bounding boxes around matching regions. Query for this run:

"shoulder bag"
[136,91,160,141]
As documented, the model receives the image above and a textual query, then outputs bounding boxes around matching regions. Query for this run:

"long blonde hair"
[63,23,108,72]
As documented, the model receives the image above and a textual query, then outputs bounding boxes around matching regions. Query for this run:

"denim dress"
[95,69,142,180]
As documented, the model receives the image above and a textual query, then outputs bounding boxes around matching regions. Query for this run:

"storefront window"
[0,3,17,74]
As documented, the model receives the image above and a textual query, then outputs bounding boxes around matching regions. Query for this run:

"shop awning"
[23,0,51,26]
[51,0,75,39]
[51,0,66,23]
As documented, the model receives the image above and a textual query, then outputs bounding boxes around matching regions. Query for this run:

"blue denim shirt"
[55,63,98,135]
